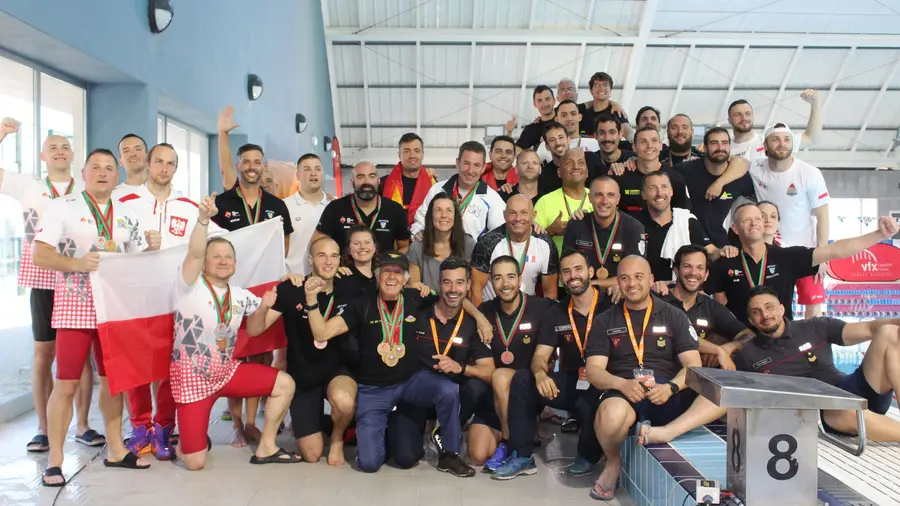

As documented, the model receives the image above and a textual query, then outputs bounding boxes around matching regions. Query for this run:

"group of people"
[1,69,899,502]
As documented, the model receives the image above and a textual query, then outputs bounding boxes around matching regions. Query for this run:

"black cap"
[378,251,409,271]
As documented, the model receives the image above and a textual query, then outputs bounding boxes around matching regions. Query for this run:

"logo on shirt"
[294,216,302,221]
[576,240,593,247]
[720,192,733,200]
[728,269,743,277]
[340,216,355,225]
[555,325,572,332]
[798,342,812,352]
[688,326,698,342]
[522,335,531,344]
[405,315,416,323]
[657,336,667,347]
[611,337,621,347]
[607,327,627,335]
[519,322,532,330]
[818,191,829,200]
[169,216,188,237]
[378,220,389,229]
[751,357,772,370]
[786,183,798,196]
[265,210,275,219]
[768,265,776,274]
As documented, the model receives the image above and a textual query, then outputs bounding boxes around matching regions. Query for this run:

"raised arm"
[182,194,217,286]
[800,89,822,146]
[0,117,18,145]
[812,216,899,266]
[304,276,350,341]
[245,287,279,337]
[217,106,240,191]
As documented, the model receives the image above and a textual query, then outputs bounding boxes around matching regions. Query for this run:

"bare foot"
[231,427,248,448]
[637,422,668,445]
[244,424,262,443]
[327,440,345,466]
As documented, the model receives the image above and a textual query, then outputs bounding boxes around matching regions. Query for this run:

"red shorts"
[796,275,825,305]
[56,328,105,380]
[176,362,279,454]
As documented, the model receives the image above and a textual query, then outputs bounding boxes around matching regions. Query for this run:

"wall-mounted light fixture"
[323,136,333,152]
[247,74,264,101]
[148,0,174,34]
[295,114,307,134]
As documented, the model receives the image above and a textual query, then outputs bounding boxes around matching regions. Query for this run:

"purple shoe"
[126,424,152,457]
[151,423,175,461]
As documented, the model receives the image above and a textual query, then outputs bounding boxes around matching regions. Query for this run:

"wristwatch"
[667,381,679,396]
[303,302,320,311]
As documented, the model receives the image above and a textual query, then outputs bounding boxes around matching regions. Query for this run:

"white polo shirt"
[749,156,829,248]
[113,184,224,249]
[283,191,332,275]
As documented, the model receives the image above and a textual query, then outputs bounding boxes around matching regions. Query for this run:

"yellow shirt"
[534,187,592,254]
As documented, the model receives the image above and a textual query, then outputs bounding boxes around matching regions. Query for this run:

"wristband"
[458,362,467,375]
[667,381,679,396]
[198,218,209,226]
[303,302,320,311]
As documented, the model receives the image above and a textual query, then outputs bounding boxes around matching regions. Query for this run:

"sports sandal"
[103,451,151,469]
[249,448,303,464]
[41,467,66,487]
[27,434,50,452]
[75,429,107,447]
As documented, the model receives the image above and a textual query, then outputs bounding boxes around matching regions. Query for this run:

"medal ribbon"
[591,211,620,266]
[495,294,527,350]
[454,182,477,215]
[568,288,599,359]
[322,295,335,319]
[46,178,74,199]
[740,249,768,288]
[236,186,262,224]
[623,299,653,367]
[430,309,465,356]
[378,294,405,346]
[351,195,382,230]
[201,275,232,325]
[82,191,114,241]
[563,190,587,219]
[505,231,531,270]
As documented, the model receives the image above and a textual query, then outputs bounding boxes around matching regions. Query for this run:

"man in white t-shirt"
[117,133,149,192]
[535,99,600,163]
[284,153,335,275]
[749,124,830,317]
[34,148,161,486]
[413,141,506,240]
[727,90,821,163]
[0,120,102,454]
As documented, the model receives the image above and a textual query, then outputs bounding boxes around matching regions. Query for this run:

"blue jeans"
[355,370,461,472]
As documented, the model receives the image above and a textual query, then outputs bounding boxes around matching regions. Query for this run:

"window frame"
[157,114,209,201]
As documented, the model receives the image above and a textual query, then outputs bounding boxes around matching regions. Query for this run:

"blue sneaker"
[126,424,151,457]
[566,455,595,477]
[492,452,537,480]
[482,441,510,473]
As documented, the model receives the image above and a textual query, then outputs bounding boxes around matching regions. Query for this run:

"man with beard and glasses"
[661,114,703,166]
[584,255,701,501]
[679,128,754,248]
[482,135,519,191]
[618,105,664,153]
[381,132,436,226]
[727,90,821,163]
[498,149,541,205]
[284,154,336,275]
[609,127,690,216]
[577,72,630,140]
[659,245,752,373]
[512,85,557,151]
[535,148,593,254]
[413,142,506,240]
[0,123,100,454]
[594,113,635,175]
[493,249,609,480]
[470,195,559,306]
[638,286,900,446]
[535,100,600,164]
[706,204,900,325]
[478,256,555,473]
[116,133,149,192]
[303,252,491,475]
[565,176,645,291]
[316,161,410,254]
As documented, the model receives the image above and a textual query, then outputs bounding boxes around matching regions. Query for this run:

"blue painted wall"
[0,0,334,178]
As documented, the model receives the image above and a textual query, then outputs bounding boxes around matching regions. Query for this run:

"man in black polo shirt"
[515,85,557,151]
[594,113,635,175]
[267,237,356,466]
[493,250,609,480]
[315,161,410,254]
[584,255,701,501]
[679,127,754,248]
[477,256,554,473]
[706,204,899,324]
[564,176,645,292]
[304,252,488,475]
[611,127,690,216]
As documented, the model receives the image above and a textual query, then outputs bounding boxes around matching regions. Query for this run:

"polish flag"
[90,219,287,395]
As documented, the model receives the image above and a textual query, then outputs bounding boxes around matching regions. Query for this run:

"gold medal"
[394,343,405,358]
[105,239,117,252]
[383,353,399,367]
[377,342,391,356]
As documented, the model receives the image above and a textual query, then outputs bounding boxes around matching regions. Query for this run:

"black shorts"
[822,365,893,435]
[30,288,56,342]
[465,382,501,431]
[289,369,354,439]
[599,386,696,428]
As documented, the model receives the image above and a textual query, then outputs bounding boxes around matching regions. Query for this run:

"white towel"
[661,208,697,264]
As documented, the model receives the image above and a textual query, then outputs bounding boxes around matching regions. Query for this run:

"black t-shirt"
[539,160,563,195]
[478,294,554,369]
[379,174,418,207]
[334,264,377,298]
[636,209,710,281]
[619,140,669,153]
[613,165,691,217]
[517,118,556,151]
[563,211,646,278]
[659,146,704,166]
[679,159,755,248]
[498,184,540,206]
[578,102,627,137]
[734,317,846,387]
[339,288,438,386]
[411,306,492,382]
[705,244,818,324]
[212,186,294,235]
[660,292,747,343]
[273,280,352,387]
[595,150,636,176]
[538,292,613,372]
[316,195,410,253]
[585,296,699,381]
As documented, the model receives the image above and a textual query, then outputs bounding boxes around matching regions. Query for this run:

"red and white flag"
[91,219,287,395]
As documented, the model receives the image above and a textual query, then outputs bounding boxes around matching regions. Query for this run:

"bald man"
[582,255,701,500]
[0,126,102,452]
[470,194,559,305]
[534,149,592,254]
[314,161,410,254]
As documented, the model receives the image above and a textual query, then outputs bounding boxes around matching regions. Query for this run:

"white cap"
[763,124,792,139]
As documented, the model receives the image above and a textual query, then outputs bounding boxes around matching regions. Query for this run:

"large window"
[157,115,208,201]
[0,55,86,403]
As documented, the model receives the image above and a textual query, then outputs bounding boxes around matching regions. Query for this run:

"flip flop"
[634,421,651,446]
[27,434,50,452]
[75,429,107,447]
[103,451,150,469]
[41,467,66,487]
[249,448,302,465]
[589,480,618,501]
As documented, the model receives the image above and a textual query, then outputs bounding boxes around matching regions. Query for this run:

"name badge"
[798,342,812,352]
[452,337,463,344]
[520,322,532,330]
[612,243,622,251]
[695,319,708,326]
[652,326,667,333]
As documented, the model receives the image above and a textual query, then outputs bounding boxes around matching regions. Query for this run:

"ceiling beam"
[321,0,343,148]
[717,44,750,125]
[360,41,373,148]
[619,0,658,114]
[466,42,476,140]
[572,43,587,96]
[669,44,695,117]
[585,0,597,30]
[415,42,422,134]
[807,46,856,151]
[765,46,804,128]
[852,56,900,152]
[517,42,533,131]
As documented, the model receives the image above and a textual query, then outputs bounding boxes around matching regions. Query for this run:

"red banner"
[827,243,900,282]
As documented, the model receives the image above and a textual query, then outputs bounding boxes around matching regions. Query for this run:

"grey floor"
[0,391,635,506]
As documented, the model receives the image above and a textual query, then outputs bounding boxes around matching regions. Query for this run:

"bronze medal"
[597,267,609,280]
[313,340,328,350]
[500,351,515,365]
